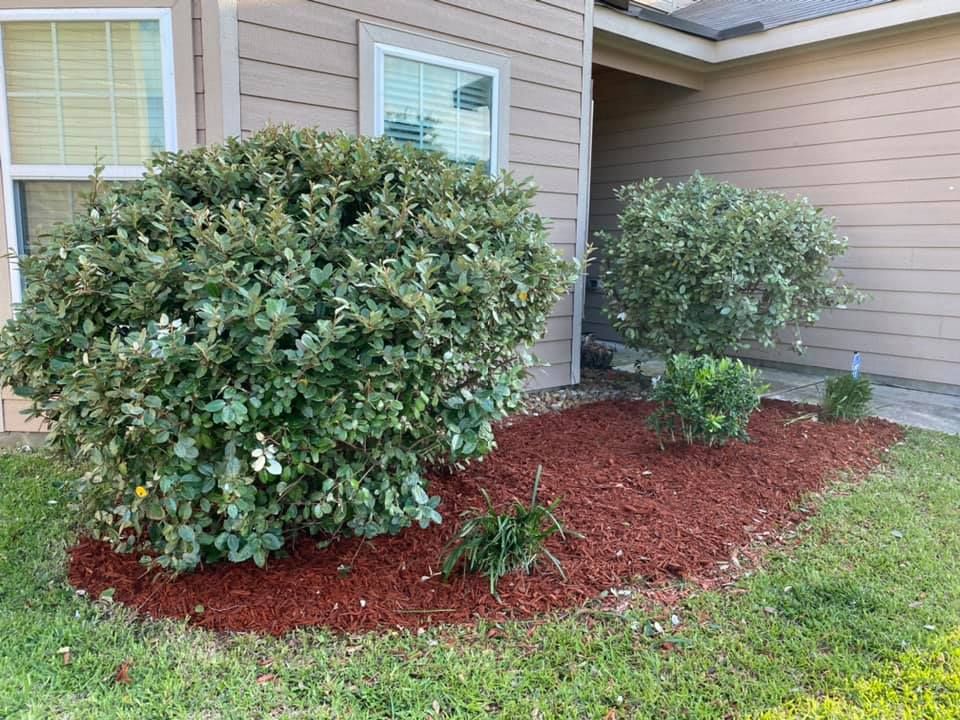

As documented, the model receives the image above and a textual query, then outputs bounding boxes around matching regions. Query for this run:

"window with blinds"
[3,20,165,165]
[13,179,90,256]
[0,14,173,300]
[379,49,496,173]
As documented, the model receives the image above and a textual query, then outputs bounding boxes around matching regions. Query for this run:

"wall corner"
[571,0,595,387]
[201,0,241,141]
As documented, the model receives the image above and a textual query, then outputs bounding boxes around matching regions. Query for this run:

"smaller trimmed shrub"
[441,466,571,596]
[597,173,863,357]
[821,374,872,422]
[648,354,766,447]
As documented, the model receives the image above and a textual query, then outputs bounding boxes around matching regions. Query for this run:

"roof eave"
[594,5,717,62]
[594,0,960,65]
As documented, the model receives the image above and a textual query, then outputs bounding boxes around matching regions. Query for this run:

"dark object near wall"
[581,335,615,370]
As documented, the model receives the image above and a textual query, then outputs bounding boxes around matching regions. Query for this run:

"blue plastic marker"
[851,352,862,380]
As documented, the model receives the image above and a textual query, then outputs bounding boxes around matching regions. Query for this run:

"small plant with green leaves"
[821,374,872,422]
[442,466,572,596]
[648,354,766,447]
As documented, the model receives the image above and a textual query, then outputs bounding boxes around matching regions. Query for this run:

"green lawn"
[2,430,959,719]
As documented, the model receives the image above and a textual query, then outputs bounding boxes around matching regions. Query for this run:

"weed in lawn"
[821,374,873,422]
[441,466,573,596]
[754,627,960,718]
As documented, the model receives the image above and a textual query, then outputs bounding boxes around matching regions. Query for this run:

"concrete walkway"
[611,349,960,435]
[757,366,960,435]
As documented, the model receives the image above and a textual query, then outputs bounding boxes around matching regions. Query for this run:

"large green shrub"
[0,127,576,571]
[597,173,861,356]
[648,354,766,447]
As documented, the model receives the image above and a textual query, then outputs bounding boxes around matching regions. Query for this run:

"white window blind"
[14,179,89,255]
[3,20,164,165]
[380,50,495,173]
[0,11,175,303]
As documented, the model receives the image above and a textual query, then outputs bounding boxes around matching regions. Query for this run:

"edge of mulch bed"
[68,399,903,636]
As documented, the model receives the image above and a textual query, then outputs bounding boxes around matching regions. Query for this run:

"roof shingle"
[672,0,898,33]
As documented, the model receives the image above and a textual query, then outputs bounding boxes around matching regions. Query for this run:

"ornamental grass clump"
[598,173,862,357]
[648,354,766,447]
[441,466,571,596]
[821,374,873,422]
[0,127,577,571]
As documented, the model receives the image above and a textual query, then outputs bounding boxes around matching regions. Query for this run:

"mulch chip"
[68,399,902,635]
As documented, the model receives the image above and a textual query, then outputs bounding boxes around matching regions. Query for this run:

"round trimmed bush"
[647,354,765,447]
[597,173,862,356]
[0,127,576,571]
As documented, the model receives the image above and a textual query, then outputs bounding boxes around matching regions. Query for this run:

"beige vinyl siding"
[237,0,588,388]
[589,19,960,389]
[1,391,44,434]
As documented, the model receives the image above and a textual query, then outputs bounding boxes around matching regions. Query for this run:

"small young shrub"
[441,466,571,596]
[0,127,577,571]
[821,374,872,422]
[597,173,862,356]
[648,354,766,447]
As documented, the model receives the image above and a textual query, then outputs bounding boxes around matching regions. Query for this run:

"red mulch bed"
[69,400,902,635]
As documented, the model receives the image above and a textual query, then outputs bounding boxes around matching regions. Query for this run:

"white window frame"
[0,8,178,304]
[358,23,510,176]
[373,43,501,176]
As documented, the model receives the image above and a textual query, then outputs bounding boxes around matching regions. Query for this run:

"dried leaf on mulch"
[114,661,132,685]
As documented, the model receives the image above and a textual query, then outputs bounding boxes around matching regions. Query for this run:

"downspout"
[571,0,595,386]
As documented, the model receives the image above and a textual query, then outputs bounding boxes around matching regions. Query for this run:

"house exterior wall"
[234,0,591,389]
[0,0,205,431]
[589,18,960,390]
[0,0,590,436]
